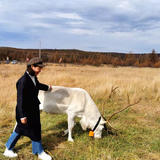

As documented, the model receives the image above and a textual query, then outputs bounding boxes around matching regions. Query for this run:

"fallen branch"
[106,98,141,130]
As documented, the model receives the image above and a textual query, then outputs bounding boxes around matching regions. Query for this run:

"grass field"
[0,63,160,160]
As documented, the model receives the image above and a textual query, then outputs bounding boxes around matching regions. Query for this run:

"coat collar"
[24,72,37,87]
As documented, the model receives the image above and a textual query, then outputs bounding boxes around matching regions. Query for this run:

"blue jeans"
[5,131,43,154]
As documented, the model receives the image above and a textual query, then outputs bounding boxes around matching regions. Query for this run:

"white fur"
[38,86,106,141]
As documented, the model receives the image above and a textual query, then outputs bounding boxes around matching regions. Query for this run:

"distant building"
[6,56,10,64]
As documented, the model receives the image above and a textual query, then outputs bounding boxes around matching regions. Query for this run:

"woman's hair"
[27,65,35,76]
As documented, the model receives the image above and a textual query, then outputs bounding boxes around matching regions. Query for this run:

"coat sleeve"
[16,79,27,118]
[37,82,49,91]
[36,80,49,91]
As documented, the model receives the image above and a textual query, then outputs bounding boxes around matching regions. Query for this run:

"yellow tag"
[89,131,94,137]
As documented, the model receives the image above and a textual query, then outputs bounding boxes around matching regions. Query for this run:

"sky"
[0,0,160,53]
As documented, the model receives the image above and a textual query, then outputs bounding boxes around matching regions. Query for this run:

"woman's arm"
[17,80,27,119]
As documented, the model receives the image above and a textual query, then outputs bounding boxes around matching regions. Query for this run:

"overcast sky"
[0,0,160,53]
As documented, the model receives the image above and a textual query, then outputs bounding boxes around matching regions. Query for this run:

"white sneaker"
[3,148,18,158]
[38,151,52,160]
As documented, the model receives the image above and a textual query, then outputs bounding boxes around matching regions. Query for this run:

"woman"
[3,57,52,160]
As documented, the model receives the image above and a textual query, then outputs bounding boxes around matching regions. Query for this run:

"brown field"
[0,63,160,160]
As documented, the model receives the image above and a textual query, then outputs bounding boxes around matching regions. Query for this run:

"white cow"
[38,86,106,142]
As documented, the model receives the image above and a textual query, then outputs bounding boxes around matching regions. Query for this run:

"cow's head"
[94,118,106,138]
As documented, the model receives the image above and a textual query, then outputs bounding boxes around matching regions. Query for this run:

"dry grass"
[0,63,160,160]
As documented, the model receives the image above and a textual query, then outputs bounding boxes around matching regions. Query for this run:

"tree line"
[0,47,160,67]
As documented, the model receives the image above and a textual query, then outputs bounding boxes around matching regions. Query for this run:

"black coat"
[15,72,48,141]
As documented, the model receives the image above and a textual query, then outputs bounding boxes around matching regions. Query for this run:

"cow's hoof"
[68,138,74,142]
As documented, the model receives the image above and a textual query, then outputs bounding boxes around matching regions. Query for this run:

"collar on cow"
[92,116,101,132]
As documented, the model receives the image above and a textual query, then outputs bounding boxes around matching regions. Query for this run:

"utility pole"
[39,40,41,58]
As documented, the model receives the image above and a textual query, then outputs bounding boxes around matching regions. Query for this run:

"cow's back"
[38,86,87,115]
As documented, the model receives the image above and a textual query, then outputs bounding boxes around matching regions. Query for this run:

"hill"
[0,47,160,67]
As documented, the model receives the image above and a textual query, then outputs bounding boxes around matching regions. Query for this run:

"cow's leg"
[67,112,75,142]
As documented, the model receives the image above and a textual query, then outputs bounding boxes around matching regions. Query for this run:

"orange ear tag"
[89,131,94,137]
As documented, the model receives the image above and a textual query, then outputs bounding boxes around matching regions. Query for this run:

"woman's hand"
[48,85,52,92]
[21,117,27,124]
